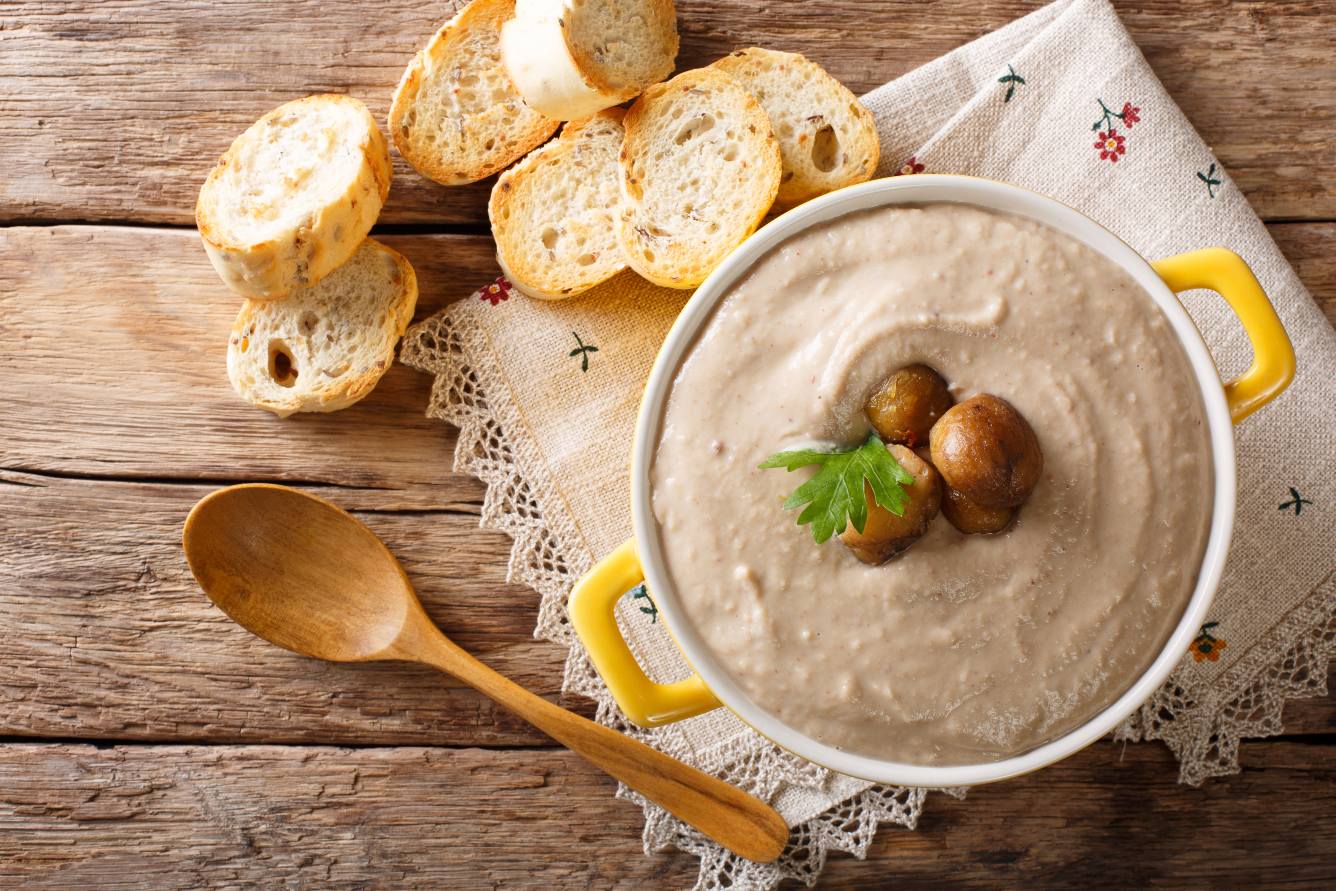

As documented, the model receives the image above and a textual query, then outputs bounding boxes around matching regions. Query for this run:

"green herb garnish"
[758,433,914,544]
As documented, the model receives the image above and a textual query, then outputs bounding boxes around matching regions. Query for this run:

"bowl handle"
[568,539,722,727]
[1152,248,1295,423]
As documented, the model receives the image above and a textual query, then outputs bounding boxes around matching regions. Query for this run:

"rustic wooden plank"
[0,743,693,889]
[826,739,1336,887]
[0,469,591,746]
[0,226,503,506]
[1272,221,1336,329]
[1278,673,1336,734]
[1,453,1330,746]
[2,1,1334,226]
[3,223,1332,496]
[0,740,1331,888]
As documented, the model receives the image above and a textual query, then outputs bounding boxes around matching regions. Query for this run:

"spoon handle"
[397,622,788,863]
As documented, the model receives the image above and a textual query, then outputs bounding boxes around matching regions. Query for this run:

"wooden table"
[3,1,1334,886]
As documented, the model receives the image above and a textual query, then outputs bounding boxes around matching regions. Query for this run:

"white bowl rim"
[630,175,1237,787]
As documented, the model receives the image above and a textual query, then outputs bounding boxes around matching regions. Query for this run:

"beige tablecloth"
[402,1,1336,886]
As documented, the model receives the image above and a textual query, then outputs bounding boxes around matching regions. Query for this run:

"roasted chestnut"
[929,394,1042,509]
[865,364,953,447]
[941,485,1015,535]
[840,444,942,564]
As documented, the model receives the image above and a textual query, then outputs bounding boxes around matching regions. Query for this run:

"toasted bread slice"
[712,48,880,209]
[501,0,678,120]
[617,67,781,289]
[227,240,418,418]
[196,94,391,300]
[389,0,559,186]
[489,109,627,300]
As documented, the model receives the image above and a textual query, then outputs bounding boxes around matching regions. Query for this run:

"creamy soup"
[651,203,1213,765]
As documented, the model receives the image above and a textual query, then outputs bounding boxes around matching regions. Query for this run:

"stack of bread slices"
[197,95,418,417]
[393,0,880,294]
[199,0,881,414]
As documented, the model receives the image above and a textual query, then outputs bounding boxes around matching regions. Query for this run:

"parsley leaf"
[759,433,915,544]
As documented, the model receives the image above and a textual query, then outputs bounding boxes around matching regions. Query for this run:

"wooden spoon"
[183,483,788,863]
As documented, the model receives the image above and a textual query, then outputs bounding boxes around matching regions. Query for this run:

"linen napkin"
[402,0,1336,886]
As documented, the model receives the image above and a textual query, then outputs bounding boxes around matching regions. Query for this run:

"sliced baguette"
[227,239,418,418]
[196,94,391,300]
[489,109,627,300]
[617,67,781,289]
[389,0,559,186]
[501,0,678,120]
[712,48,880,208]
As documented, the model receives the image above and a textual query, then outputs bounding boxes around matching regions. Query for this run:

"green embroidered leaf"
[760,434,914,544]
[1279,486,1312,515]
[569,333,598,372]
[630,584,659,622]
[998,66,1025,103]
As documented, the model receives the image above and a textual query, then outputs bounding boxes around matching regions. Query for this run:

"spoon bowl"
[186,484,411,662]
[183,483,788,863]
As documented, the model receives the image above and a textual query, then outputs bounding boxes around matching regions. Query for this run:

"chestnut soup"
[650,203,1213,765]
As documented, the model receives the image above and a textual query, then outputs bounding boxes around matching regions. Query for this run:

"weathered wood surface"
[3,0,1335,227]
[1,468,590,746]
[3,0,1335,884]
[0,226,496,503]
[2,741,1333,889]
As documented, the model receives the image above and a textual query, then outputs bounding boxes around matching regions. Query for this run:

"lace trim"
[401,310,926,889]
[402,306,1335,885]
[1116,569,1336,785]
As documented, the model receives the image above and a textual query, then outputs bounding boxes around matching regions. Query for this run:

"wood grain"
[0,469,579,746]
[2,0,1333,882]
[1273,221,1336,328]
[2,740,1333,888]
[0,226,500,506]
[2,1,1334,226]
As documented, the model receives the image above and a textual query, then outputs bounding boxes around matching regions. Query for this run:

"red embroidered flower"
[1094,129,1126,163]
[1121,102,1141,127]
[480,277,513,305]
[896,156,925,176]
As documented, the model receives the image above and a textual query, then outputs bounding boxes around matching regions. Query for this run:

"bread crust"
[566,0,677,95]
[226,240,418,418]
[196,94,391,301]
[389,0,558,185]
[489,109,627,300]
[502,0,678,120]
[712,47,880,208]
[617,68,781,289]
[500,12,632,120]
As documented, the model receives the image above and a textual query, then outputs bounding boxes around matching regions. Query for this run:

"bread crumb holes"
[812,124,839,172]
[268,340,299,388]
